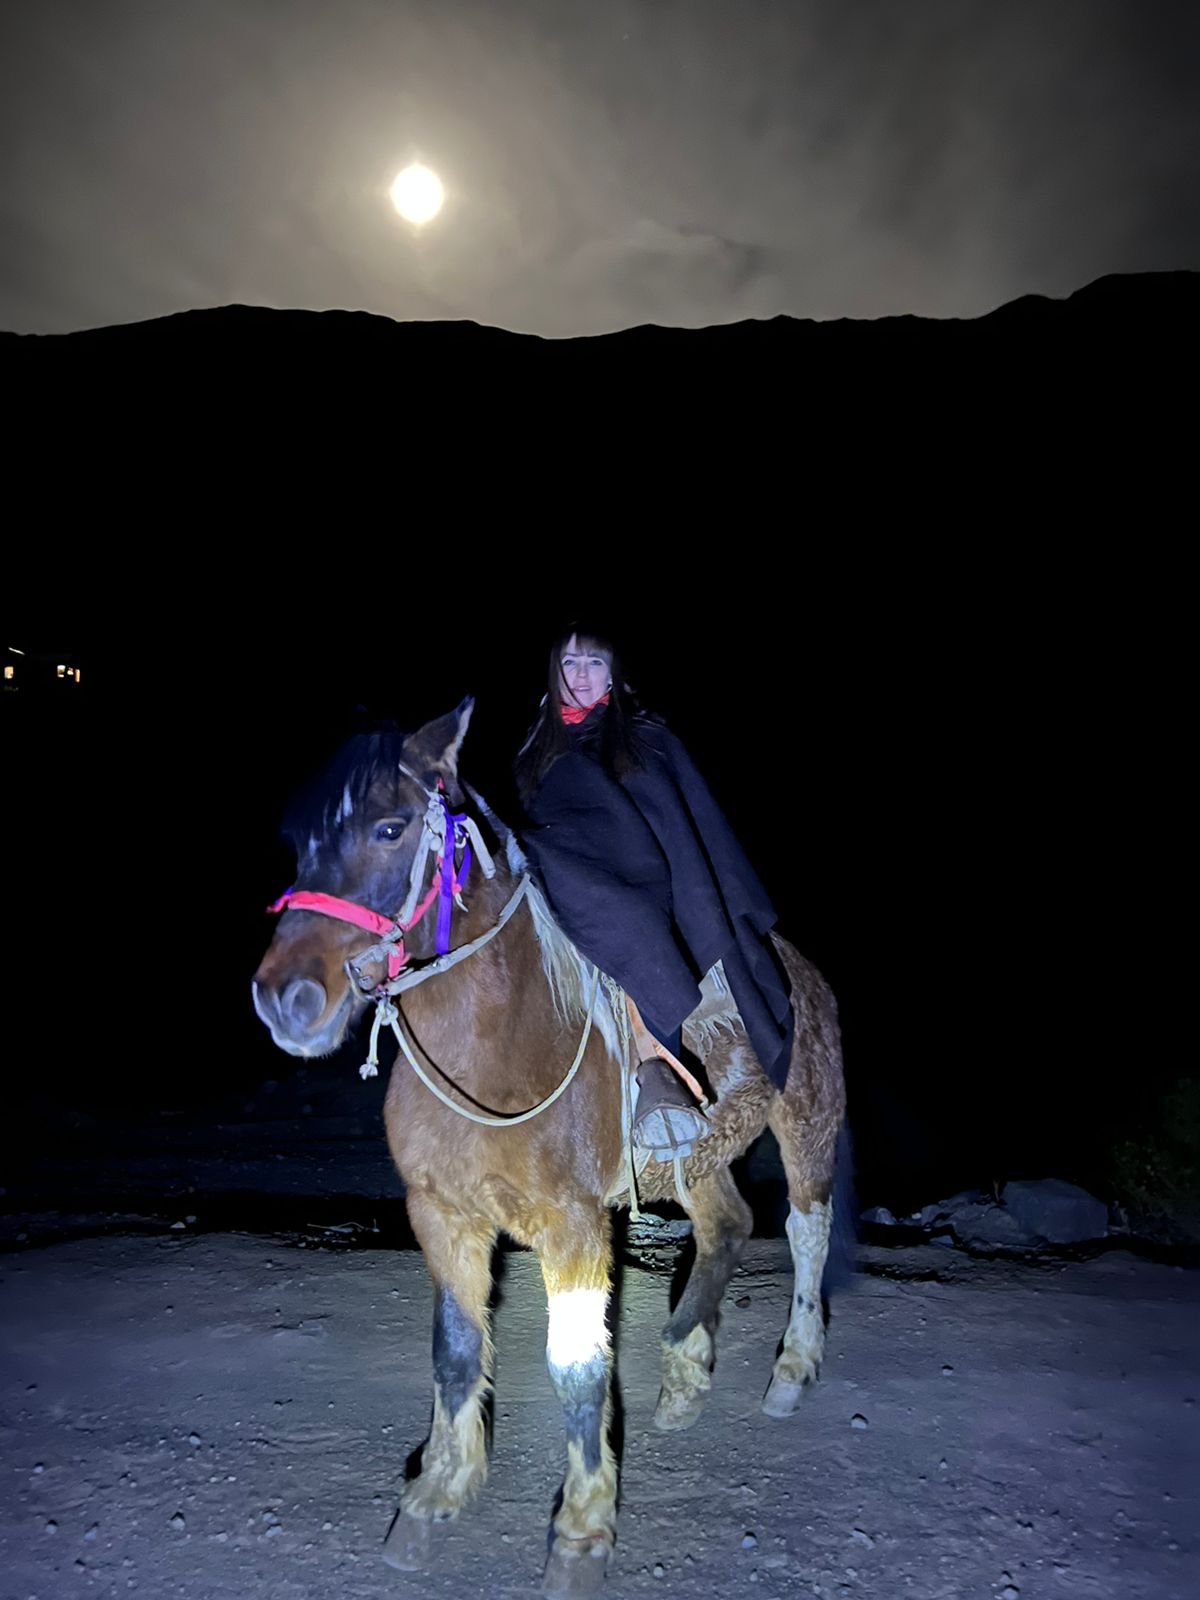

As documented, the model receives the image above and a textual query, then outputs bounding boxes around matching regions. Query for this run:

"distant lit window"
[57,664,66,678]
[3,665,12,681]
[74,669,81,684]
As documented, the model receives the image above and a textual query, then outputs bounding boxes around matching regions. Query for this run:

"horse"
[251,700,846,1597]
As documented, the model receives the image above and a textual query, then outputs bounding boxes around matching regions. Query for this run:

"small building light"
[57,664,66,678]
[3,665,13,681]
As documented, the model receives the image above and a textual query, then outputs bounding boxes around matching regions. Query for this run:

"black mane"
[282,727,413,850]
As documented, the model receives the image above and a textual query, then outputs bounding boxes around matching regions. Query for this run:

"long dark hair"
[514,624,646,803]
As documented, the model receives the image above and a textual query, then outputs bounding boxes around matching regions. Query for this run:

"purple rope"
[435,796,472,955]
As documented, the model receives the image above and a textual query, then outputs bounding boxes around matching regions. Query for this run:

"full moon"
[390,164,445,225]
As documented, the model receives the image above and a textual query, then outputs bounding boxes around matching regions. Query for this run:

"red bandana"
[560,692,610,726]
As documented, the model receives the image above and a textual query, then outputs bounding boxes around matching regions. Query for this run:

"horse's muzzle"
[251,975,356,1058]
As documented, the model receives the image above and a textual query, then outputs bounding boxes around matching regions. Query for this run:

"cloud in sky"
[1,0,1196,334]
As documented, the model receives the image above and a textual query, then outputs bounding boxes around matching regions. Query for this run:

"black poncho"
[520,709,795,1088]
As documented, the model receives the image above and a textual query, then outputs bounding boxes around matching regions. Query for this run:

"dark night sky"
[2,0,1197,336]
[4,559,1188,1206]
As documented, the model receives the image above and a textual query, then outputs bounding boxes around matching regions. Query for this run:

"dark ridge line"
[3,269,1195,347]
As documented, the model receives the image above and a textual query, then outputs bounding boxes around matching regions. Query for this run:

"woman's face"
[559,636,613,709]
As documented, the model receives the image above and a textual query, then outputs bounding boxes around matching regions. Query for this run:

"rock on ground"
[1004,1178,1110,1243]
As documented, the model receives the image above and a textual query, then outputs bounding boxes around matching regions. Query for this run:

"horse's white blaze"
[546,1288,609,1371]
[782,1200,831,1368]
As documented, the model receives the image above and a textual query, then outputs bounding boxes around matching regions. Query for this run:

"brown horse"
[252,701,846,1596]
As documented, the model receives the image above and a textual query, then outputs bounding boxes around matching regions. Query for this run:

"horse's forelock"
[282,729,415,851]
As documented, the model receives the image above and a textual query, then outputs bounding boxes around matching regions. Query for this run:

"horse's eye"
[374,820,407,843]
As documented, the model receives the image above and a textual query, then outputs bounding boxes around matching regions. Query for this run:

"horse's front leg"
[537,1211,617,1598]
[383,1191,496,1570]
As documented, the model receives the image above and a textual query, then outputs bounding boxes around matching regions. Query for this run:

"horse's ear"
[403,697,475,786]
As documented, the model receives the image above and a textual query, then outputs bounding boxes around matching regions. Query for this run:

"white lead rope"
[362,962,602,1128]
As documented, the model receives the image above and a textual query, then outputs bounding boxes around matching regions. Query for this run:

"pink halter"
[266,783,469,982]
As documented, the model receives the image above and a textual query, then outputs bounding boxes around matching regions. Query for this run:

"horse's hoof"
[653,1386,707,1431]
[761,1373,813,1418]
[543,1537,611,1598]
[381,1509,440,1571]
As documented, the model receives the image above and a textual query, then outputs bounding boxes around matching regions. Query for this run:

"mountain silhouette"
[5,271,1194,368]
[4,271,1192,531]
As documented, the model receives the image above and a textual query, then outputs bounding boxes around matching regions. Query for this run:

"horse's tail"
[822,1119,858,1297]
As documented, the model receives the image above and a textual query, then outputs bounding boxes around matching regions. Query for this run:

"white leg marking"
[545,1287,617,1550]
[763,1200,831,1415]
[546,1287,609,1371]
[784,1199,831,1364]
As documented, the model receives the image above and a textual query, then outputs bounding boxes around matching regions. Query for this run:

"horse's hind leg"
[536,1208,617,1598]
[384,1192,495,1569]
[655,1165,753,1431]
[762,1086,839,1418]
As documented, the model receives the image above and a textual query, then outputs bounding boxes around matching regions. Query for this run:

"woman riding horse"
[515,624,796,1158]
[252,654,845,1595]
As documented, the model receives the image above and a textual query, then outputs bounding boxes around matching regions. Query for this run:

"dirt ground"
[1,1229,1195,1600]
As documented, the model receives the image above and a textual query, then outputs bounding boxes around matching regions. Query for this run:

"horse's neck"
[397,863,580,1093]
[459,858,526,953]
